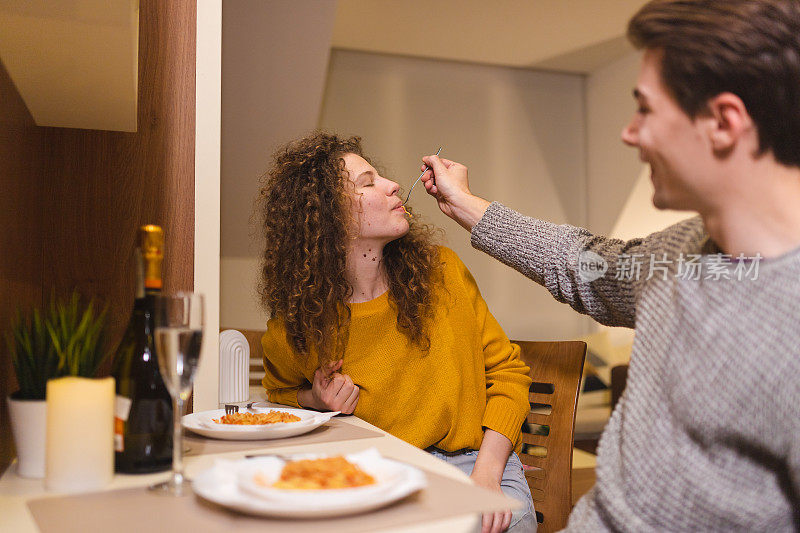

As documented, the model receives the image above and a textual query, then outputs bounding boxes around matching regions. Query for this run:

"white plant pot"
[8,395,47,478]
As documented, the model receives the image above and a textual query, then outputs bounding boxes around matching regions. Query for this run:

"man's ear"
[706,92,752,153]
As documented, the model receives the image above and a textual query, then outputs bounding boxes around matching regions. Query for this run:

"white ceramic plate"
[193,448,427,518]
[182,407,338,441]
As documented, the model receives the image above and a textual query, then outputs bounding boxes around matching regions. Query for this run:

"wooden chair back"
[513,340,586,533]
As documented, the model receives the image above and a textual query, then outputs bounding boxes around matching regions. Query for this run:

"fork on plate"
[224,404,239,415]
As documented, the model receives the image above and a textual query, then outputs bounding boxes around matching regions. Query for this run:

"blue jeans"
[427,448,537,532]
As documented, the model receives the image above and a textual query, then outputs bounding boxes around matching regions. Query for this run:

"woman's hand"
[471,429,515,533]
[298,359,360,414]
[470,466,513,533]
[420,155,490,232]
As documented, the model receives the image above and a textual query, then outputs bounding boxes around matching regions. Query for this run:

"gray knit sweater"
[471,202,800,532]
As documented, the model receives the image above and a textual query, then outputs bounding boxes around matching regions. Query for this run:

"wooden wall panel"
[0,58,46,475]
[0,0,197,473]
[41,0,196,357]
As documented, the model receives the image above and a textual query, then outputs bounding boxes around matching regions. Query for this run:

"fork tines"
[225,404,239,415]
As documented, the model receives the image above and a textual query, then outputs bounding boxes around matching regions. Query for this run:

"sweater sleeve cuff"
[266,386,302,408]
[483,396,527,447]
[470,201,507,251]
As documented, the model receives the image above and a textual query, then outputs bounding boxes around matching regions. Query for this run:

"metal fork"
[403,147,442,205]
[224,404,239,415]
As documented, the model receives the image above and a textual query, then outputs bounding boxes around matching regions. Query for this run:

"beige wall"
[585,49,691,239]
[585,50,643,235]
[317,49,589,341]
[220,0,336,258]
[219,38,678,340]
[221,48,592,340]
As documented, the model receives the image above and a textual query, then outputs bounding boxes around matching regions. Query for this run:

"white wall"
[194,0,222,411]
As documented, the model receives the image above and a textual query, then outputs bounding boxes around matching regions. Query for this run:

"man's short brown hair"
[628,0,800,167]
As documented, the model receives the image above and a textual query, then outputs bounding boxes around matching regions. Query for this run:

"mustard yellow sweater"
[261,246,531,452]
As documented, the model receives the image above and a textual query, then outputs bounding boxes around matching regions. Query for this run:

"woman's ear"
[706,92,753,153]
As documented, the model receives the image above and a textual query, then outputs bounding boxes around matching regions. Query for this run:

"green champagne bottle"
[112,225,173,473]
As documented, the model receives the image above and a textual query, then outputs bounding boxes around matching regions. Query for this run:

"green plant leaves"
[6,292,108,400]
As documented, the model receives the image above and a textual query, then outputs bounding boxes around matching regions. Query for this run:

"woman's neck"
[346,240,388,303]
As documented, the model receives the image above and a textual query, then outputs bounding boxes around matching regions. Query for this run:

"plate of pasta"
[182,407,339,440]
[193,448,427,518]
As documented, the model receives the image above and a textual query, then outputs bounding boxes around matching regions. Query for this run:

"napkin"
[219,329,250,403]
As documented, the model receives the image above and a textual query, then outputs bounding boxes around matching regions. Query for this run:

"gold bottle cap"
[139,225,164,290]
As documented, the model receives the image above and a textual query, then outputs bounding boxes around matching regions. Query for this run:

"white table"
[0,412,482,533]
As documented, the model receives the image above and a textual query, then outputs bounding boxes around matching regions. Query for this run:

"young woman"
[257,131,535,532]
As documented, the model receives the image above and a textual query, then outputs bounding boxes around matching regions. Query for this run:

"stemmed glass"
[149,292,204,495]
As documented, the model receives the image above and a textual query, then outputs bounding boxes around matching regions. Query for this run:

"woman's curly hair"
[256,131,441,364]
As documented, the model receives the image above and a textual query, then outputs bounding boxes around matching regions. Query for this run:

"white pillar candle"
[45,376,114,492]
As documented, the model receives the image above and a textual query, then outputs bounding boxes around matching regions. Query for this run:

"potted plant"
[6,292,107,478]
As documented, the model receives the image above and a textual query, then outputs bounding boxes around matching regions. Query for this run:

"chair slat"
[525,473,546,490]
[530,487,546,501]
[529,392,555,404]
[523,466,546,480]
[522,433,549,446]
[526,412,550,426]
[518,452,546,469]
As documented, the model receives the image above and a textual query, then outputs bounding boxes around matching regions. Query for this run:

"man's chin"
[651,192,669,210]
[652,191,694,212]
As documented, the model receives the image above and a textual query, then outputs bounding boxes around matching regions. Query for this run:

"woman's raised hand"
[309,359,360,414]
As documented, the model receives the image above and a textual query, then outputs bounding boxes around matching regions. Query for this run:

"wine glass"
[149,292,204,495]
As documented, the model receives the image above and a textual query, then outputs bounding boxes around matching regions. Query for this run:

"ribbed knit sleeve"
[471,202,703,328]
[261,319,305,409]
[443,247,532,447]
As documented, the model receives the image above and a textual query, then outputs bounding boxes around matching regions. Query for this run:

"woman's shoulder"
[262,315,288,347]
[435,245,469,275]
[436,245,460,264]
[433,246,481,298]
[261,315,317,372]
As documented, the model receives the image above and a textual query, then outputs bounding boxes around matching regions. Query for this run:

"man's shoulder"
[645,216,708,255]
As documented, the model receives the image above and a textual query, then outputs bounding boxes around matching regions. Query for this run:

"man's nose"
[621,120,638,147]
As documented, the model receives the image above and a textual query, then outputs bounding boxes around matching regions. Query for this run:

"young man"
[421,0,800,530]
